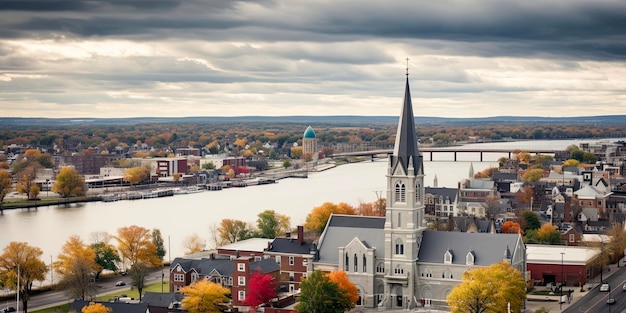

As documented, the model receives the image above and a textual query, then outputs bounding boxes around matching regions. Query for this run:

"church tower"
[382,71,425,309]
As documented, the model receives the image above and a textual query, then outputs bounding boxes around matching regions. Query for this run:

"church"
[312,73,526,309]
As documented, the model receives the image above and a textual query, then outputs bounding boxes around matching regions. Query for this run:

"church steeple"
[391,76,422,174]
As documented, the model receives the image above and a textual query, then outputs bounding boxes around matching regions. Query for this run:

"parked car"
[115,281,126,286]
[3,307,16,313]
[607,298,616,305]
[600,283,610,292]
[623,283,626,291]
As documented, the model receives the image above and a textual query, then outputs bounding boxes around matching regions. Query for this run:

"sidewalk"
[525,261,622,313]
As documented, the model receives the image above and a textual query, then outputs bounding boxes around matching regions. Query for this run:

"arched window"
[354,254,358,272]
[363,254,367,272]
[395,181,406,203]
[376,262,385,274]
[397,212,402,228]
[466,251,475,265]
[394,265,404,275]
[395,239,404,255]
[345,253,349,271]
[415,181,421,204]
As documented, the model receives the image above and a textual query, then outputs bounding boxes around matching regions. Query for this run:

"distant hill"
[0,115,624,128]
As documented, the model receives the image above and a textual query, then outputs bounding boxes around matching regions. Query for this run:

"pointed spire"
[433,174,438,188]
[469,162,474,178]
[392,72,421,174]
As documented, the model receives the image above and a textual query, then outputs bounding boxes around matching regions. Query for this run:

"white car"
[600,283,610,292]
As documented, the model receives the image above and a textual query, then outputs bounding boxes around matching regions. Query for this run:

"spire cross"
[405,57,410,76]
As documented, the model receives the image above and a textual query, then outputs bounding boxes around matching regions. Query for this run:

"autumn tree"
[15,165,38,198]
[521,168,545,182]
[305,202,357,234]
[446,262,526,313]
[55,235,99,300]
[356,198,386,217]
[243,268,277,311]
[130,262,149,300]
[296,270,354,313]
[501,221,524,235]
[328,271,358,303]
[116,225,160,269]
[183,233,205,255]
[217,219,252,245]
[0,170,13,209]
[0,242,48,313]
[525,224,562,245]
[562,159,581,168]
[90,240,120,279]
[515,186,534,206]
[53,166,87,198]
[124,166,151,185]
[181,279,230,313]
[605,223,626,263]
[256,210,291,239]
[290,146,303,159]
[81,302,111,313]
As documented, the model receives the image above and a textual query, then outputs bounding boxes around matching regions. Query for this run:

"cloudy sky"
[1,0,625,118]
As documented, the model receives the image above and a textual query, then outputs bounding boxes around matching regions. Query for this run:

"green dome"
[303,126,316,139]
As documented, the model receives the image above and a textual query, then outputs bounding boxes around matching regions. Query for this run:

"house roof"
[418,231,522,266]
[171,257,279,277]
[575,185,605,198]
[526,244,600,265]
[219,238,272,253]
[425,187,458,202]
[267,237,313,254]
[142,292,184,308]
[317,214,385,264]
[70,300,149,313]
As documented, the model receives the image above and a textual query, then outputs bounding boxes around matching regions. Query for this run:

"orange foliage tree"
[328,271,358,303]
[305,202,357,234]
[501,221,524,236]
[81,302,111,313]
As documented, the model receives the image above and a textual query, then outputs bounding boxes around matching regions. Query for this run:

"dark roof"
[142,292,184,307]
[493,172,518,182]
[425,187,458,202]
[171,257,279,277]
[327,214,385,229]
[249,258,280,273]
[391,76,422,175]
[70,300,149,313]
[418,230,522,266]
[268,237,313,254]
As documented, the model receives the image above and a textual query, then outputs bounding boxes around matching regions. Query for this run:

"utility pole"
[560,252,565,310]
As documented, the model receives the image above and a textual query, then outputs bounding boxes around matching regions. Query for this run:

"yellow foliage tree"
[328,271,358,303]
[290,146,303,159]
[563,159,581,168]
[181,280,230,313]
[124,166,150,185]
[53,166,86,198]
[183,233,205,255]
[55,235,100,300]
[305,202,357,234]
[447,262,526,313]
[81,302,111,313]
[234,138,248,149]
[521,168,544,182]
[116,225,161,268]
[0,170,12,207]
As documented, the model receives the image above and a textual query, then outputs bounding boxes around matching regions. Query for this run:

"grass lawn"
[32,281,170,313]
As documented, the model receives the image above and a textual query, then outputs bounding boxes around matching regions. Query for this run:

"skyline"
[1,1,625,118]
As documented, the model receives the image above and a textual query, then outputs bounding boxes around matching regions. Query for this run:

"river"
[0,138,621,267]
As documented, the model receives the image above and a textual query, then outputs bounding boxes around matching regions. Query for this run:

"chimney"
[297,225,304,245]
[210,253,215,260]
[285,231,291,238]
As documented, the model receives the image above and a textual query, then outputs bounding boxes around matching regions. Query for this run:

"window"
[289,256,294,266]
[395,239,404,255]
[289,272,294,281]
[191,273,198,282]
[238,276,245,286]
[345,253,349,271]
[275,256,281,264]
[354,254,358,272]
[363,254,367,272]
[398,212,402,228]
[415,182,421,204]
[569,234,575,242]
[238,291,246,301]
[394,265,404,275]
[238,263,245,272]
[395,181,406,203]
[303,259,308,267]
[466,252,475,265]
[376,262,385,274]
[174,274,184,282]
[444,251,452,264]
[303,272,308,279]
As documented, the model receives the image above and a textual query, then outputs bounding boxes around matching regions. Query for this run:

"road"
[564,265,626,313]
[26,267,167,311]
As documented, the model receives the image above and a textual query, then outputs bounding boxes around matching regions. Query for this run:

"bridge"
[332,148,559,162]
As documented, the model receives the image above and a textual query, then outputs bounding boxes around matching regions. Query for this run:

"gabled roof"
[575,185,605,198]
[70,300,149,313]
[171,257,279,277]
[268,237,313,255]
[418,231,522,266]
[425,187,458,202]
[249,258,281,273]
[391,76,422,175]
[142,292,184,308]
[317,215,385,265]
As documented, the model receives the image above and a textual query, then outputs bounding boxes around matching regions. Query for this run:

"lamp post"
[560,252,565,310]
[45,179,49,198]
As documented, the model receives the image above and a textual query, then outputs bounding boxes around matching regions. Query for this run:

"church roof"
[303,125,316,139]
[418,230,522,266]
[391,76,422,174]
[316,214,385,265]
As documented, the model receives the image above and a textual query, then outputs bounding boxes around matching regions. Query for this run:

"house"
[141,292,184,313]
[526,245,601,287]
[424,187,458,217]
[312,74,526,309]
[70,300,149,313]
[264,226,314,293]
[169,256,280,307]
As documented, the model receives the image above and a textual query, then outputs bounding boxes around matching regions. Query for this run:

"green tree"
[90,242,120,279]
[53,166,87,198]
[181,280,230,313]
[524,224,563,245]
[523,211,541,230]
[152,229,166,261]
[217,219,252,245]
[296,270,354,313]
[447,262,526,313]
[0,242,48,313]
[256,210,291,239]
[282,159,291,169]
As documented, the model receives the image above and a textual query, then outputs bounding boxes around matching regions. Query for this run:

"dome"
[303,126,316,139]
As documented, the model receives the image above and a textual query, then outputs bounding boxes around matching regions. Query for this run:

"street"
[564,265,626,313]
